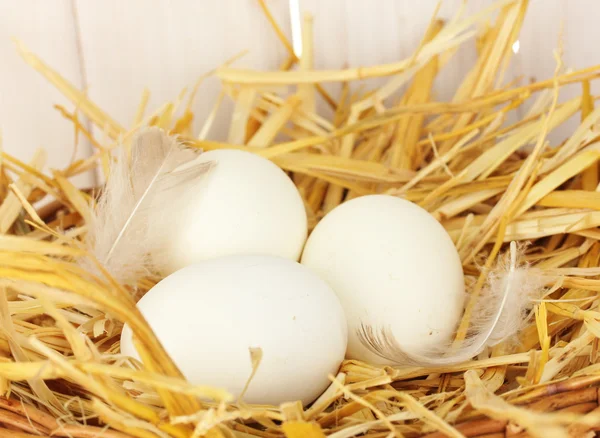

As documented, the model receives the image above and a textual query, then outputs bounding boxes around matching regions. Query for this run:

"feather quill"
[357,241,547,366]
[85,127,213,285]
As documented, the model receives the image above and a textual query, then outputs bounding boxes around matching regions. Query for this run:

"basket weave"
[1,376,599,437]
[419,377,600,437]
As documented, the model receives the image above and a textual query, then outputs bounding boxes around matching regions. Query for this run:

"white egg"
[162,149,307,275]
[301,195,465,365]
[120,254,347,406]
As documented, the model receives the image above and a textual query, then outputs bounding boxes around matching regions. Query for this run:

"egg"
[301,195,465,365]
[120,254,347,406]
[161,149,307,275]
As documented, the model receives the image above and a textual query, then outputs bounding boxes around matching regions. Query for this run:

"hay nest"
[3,0,600,437]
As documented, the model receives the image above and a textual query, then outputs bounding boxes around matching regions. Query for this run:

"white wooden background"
[0,0,594,188]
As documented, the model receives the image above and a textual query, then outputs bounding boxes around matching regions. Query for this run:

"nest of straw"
[3,0,600,437]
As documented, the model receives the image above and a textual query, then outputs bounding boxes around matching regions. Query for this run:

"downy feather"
[85,127,213,285]
[357,241,548,366]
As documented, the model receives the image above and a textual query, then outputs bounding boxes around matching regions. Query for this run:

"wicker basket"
[3,0,600,437]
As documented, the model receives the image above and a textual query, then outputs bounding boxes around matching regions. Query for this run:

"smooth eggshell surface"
[301,195,465,365]
[120,255,347,406]
[161,149,307,275]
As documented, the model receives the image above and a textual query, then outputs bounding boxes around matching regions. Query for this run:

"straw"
[4,0,600,436]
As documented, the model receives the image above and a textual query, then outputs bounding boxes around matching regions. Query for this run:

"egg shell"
[161,149,307,275]
[120,254,347,406]
[301,195,465,365]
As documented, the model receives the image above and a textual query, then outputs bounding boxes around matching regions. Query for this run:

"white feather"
[84,127,213,285]
[357,241,548,366]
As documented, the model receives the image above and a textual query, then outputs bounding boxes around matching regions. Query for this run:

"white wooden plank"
[299,0,598,143]
[3,0,599,164]
[511,0,598,145]
[75,0,291,141]
[0,0,95,187]
[298,0,480,105]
